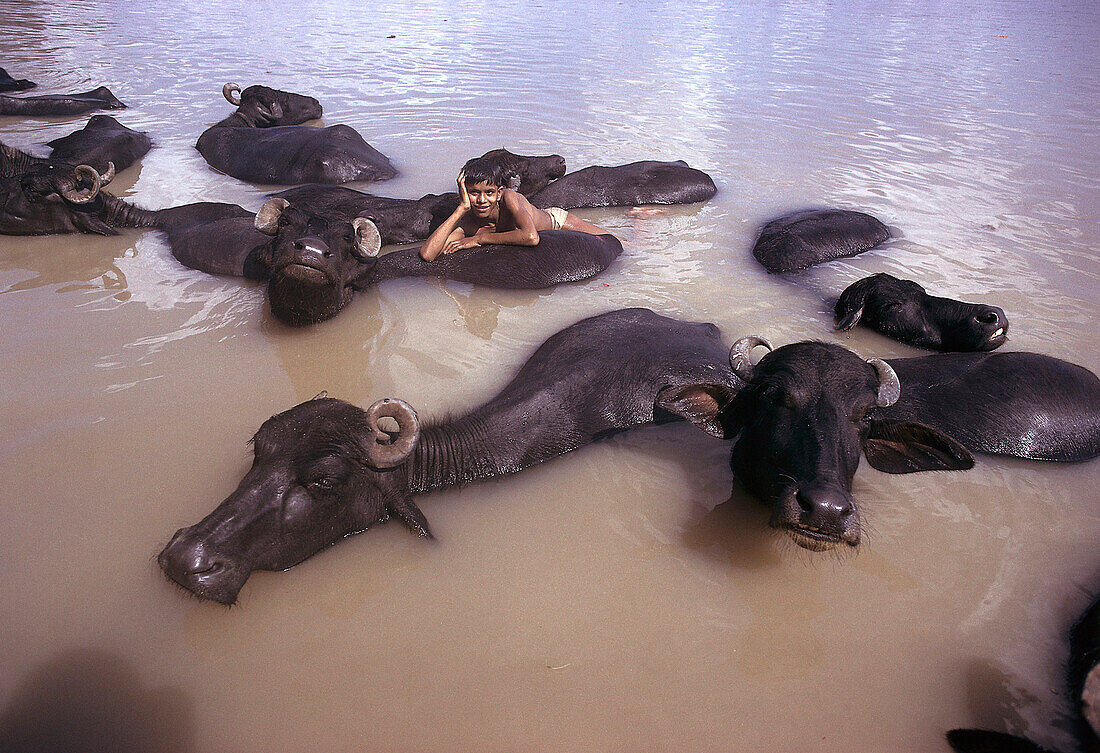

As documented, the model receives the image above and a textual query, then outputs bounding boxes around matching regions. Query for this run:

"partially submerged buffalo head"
[221,82,322,127]
[0,160,121,235]
[254,197,382,326]
[158,395,429,604]
[478,148,567,195]
[663,338,974,551]
[835,273,1009,352]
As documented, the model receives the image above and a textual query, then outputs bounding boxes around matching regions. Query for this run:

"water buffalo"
[209,197,624,326]
[527,159,717,209]
[835,273,1009,352]
[0,159,138,236]
[46,115,152,174]
[668,338,974,551]
[947,593,1100,753]
[269,149,568,244]
[876,351,1100,462]
[196,83,396,185]
[0,86,126,117]
[0,67,35,92]
[752,209,890,273]
[157,307,743,604]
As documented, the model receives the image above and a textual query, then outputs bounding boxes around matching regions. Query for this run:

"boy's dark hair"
[461,157,517,190]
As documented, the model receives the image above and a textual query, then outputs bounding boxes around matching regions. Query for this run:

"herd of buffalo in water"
[3,67,1098,750]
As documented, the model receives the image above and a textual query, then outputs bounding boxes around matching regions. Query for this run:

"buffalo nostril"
[293,241,304,251]
[796,490,815,513]
[976,310,998,324]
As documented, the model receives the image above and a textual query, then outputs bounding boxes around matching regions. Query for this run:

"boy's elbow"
[419,246,436,262]
[524,231,540,246]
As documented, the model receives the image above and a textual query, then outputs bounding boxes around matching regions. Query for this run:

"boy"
[419,157,612,262]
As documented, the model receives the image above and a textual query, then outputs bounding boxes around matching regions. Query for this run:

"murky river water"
[1,1,1098,750]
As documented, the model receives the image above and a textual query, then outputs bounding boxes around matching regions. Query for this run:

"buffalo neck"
[213,111,262,129]
[403,412,506,495]
[360,248,430,286]
[100,193,160,229]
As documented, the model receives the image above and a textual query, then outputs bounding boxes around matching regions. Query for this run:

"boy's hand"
[443,236,481,254]
[456,170,471,211]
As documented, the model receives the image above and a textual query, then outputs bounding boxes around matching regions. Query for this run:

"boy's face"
[466,180,502,217]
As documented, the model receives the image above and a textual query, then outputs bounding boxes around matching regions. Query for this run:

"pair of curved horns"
[59,163,113,204]
[728,335,900,407]
[254,197,382,259]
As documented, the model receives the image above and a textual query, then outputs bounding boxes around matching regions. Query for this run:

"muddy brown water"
[1,1,1098,751]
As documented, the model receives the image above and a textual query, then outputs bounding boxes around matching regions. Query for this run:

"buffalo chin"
[268,266,349,326]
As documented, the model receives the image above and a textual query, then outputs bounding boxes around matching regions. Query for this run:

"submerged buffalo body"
[753,209,890,273]
[196,83,396,185]
[877,351,1100,462]
[835,273,1009,351]
[0,86,126,117]
[158,307,742,604]
[528,160,717,209]
[0,67,35,92]
[47,115,152,174]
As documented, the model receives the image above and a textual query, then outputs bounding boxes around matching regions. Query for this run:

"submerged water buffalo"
[270,149,568,244]
[876,351,1100,462]
[528,159,717,209]
[0,159,133,235]
[157,307,743,604]
[0,86,126,117]
[668,338,973,551]
[753,209,890,273]
[196,83,396,185]
[669,338,1100,550]
[835,273,1009,352]
[46,115,152,174]
[0,67,35,92]
[947,593,1100,753]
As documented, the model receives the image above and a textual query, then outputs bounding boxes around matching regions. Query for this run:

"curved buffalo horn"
[867,358,901,407]
[59,164,101,204]
[352,217,382,259]
[729,335,773,382]
[222,82,242,106]
[362,398,420,469]
[98,161,115,187]
[254,197,290,235]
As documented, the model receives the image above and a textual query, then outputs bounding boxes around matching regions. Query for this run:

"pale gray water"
[1,1,1098,751]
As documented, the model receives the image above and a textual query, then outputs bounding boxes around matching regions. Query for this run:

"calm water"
[1,1,1098,751]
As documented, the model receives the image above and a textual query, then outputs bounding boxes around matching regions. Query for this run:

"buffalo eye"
[307,477,336,492]
[343,231,354,243]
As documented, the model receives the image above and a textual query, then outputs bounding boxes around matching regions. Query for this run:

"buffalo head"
[659,338,974,551]
[158,394,431,604]
[254,197,382,326]
[0,161,118,235]
[478,148,567,195]
[221,82,323,126]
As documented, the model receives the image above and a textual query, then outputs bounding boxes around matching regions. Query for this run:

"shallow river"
[1,1,1098,751]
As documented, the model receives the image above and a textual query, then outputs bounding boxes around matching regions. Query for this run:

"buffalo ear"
[835,305,863,331]
[656,383,740,439]
[864,420,974,474]
[388,496,433,539]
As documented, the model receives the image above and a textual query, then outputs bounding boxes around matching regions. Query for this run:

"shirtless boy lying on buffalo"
[419,157,611,262]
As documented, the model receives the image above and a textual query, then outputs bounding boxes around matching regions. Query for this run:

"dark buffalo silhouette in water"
[753,209,890,273]
[528,159,717,209]
[196,83,396,185]
[0,158,134,236]
[46,115,152,174]
[269,148,568,244]
[157,308,743,604]
[668,339,1100,551]
[876,350,1100,462]
[0,67,35,92]
[947,593,1100,753]
[0,86,126,117]
[835,273,1009,352]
